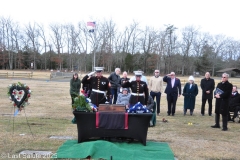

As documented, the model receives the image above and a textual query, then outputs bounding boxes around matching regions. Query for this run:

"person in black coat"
[228,85,240,122]
[200,72,215,116]
[163,72,181,116]
[118,71,130,93]
[108,68,121,104]
[211,73,233,131]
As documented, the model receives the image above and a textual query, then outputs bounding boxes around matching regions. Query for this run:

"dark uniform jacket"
[200,78,215,99]
[163,76,181,96]
[215,81,233,116]
[122,80,148,105]
[229,92,240,112]
[82,75,111,106]
[108,72,120,89]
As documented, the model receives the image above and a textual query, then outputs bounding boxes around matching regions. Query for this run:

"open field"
[0,70,240,160]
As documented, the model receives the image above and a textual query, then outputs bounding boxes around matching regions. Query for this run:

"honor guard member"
[82,67,111,107]
[122,71,149,106]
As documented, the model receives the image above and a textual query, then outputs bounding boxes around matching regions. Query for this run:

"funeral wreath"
[7,82,31,110]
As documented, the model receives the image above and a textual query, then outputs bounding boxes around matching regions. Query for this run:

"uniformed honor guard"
[82,67,111,107]
[122,71,149,106]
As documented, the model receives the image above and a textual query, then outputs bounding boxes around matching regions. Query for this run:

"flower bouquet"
[72,94,97,112]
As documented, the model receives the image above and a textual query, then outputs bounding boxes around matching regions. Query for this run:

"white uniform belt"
[92,89,106,96]
[131,93,144,96]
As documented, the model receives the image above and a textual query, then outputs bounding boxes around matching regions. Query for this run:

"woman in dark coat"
[70,73,81,105]
[182,76,198,115]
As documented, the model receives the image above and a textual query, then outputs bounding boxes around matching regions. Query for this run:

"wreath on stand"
[7,82,33,137]
[7,82,31,114]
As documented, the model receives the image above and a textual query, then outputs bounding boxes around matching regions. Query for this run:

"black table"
[73,111,153,146]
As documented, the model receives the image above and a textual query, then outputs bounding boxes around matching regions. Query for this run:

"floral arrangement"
[72,94,97,112]
[7,82,31,110]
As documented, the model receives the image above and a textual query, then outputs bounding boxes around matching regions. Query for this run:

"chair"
[151,101,157,126]
[229,106,240,123]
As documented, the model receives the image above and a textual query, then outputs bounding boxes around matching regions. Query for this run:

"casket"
[98,104,126,112]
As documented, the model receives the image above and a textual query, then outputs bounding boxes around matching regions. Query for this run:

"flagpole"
[87,21,96,71]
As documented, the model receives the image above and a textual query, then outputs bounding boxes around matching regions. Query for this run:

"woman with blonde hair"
[182,76,198,115]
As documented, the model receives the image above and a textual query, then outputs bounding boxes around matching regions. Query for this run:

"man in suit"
[211,73,233,131]
[163,72,181,116]
[200,72,215,116]
[228,85,240,122]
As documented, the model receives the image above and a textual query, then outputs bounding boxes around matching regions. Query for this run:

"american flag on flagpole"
[87,22,96,28]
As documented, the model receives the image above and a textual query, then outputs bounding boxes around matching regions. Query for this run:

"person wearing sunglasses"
[211,73,233,131]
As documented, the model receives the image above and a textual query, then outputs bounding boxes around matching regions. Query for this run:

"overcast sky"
[1,0,240,40]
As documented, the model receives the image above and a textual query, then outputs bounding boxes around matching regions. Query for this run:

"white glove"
[88,71,96,76]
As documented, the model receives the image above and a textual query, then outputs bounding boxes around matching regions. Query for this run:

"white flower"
[9,84,12,87]
[28,90,31,93]
[9,96,12,100]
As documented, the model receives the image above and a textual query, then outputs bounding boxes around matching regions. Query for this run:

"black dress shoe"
[172,114,175,116]
[211,125,220,128]
[222,128,228,131]
[201,114,204,116]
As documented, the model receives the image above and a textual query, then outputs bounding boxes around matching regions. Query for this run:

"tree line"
[0,16,240,76]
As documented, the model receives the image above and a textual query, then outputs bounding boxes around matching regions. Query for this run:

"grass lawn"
[0,70,240,160]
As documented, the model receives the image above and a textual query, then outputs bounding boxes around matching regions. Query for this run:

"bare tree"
[163,24,178,73]
[49,23,64,70]
[1,17,16,69]
[180,26,198,75]
[209,35,226,76]
[139,26,158,72]
[37,23,48,70]
[25,22,41,70]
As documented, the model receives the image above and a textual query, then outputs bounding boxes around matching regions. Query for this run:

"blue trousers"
[110,88,118,104]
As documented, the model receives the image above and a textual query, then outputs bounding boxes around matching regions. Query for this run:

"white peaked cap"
[134,71,143,76]
[94,67,104,72]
